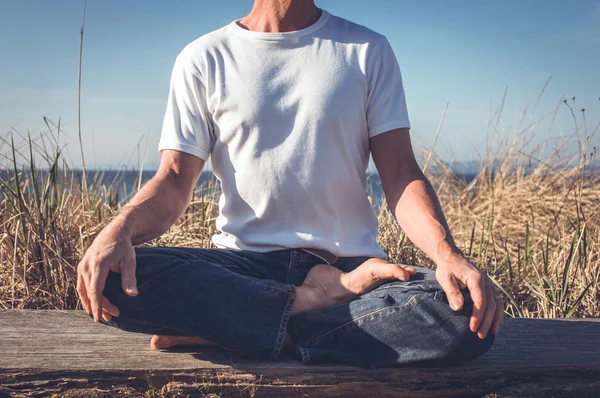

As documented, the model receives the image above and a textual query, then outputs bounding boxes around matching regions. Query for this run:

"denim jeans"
[99,246,495,368]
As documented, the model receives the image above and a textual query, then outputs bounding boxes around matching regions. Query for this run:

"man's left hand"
[435,255,505,339]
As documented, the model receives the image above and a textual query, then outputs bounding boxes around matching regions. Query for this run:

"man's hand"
[370,129,505,339]
[77,226,138,322]
[75,152,205,323]
[435,255,505,339]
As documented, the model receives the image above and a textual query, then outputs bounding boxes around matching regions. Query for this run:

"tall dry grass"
[0,98,598,318]
[380,96,600,318]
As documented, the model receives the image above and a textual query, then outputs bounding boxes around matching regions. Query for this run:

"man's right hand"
[75,152,206,322]
[77,226,138,322]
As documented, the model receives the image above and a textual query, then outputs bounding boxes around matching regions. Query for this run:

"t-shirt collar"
[229,9,329,41]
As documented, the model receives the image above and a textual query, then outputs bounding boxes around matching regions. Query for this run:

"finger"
[102,296,120,317]
[102,310,112,323]
[120,255,138,297]
[477,279,496,339]
[491,297,505,335]
[89,271,107,322]
[77,271,91,314]
[437,273,464,311]
[467,272,486,333]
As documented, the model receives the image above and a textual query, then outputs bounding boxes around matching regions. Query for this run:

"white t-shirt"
[158,9,410,258]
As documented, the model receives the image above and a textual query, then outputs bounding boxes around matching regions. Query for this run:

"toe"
[150,335,165,350]
[376,262,411,281]
[401,265,417,276]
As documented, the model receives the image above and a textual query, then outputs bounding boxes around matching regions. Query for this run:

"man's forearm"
[385,171,461,265]
[106,173,191,245]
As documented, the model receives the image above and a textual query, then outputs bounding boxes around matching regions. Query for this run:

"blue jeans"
[99,247,495,368]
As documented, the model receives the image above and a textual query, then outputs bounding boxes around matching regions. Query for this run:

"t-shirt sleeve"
[157,51,215,161]
[366,36,411,138]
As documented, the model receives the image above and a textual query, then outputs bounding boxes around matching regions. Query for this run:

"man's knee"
[432,291,496,364]
[380,275,496,365]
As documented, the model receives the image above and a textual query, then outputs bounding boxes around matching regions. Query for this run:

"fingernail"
[452,300,461,310]
[127,286,138,295]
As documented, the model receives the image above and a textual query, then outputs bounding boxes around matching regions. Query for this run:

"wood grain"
[0,310,599,397]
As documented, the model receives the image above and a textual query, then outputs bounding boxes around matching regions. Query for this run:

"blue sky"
[1,0,599,170]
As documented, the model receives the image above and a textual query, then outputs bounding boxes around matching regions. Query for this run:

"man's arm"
[111,150,205,245]
[77,150,205,322]
[370,128,504,339]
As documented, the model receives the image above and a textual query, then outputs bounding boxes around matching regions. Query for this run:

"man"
[77,0,504,368]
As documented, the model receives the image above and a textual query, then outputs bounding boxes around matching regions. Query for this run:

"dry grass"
[0,98,598,319]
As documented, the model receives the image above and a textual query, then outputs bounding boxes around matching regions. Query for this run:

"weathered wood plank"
[0,310,599,397]
[1,310,599,369]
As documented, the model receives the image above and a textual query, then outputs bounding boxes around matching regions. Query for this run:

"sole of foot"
[150,335,216,350]
[293,258,416,314]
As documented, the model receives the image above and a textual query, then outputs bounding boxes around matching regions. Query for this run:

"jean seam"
[247,276,291,294]
[296,249,310,263]
[284,250,295,284]
[298,346,311,364]
[375,283,429,292]
[269,284,296,360]
[301,249,338,265]
[373,282,440,293]
[297,293,423,349]
[260,249,295,269]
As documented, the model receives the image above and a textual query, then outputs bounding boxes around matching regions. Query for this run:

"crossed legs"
[100,248,495,367]
[151,257,416,349]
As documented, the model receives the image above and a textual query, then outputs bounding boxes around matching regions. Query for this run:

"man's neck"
[238,0,321,33]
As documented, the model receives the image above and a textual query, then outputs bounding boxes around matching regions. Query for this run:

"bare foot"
[291,258,416,315]
[150,335,216,350]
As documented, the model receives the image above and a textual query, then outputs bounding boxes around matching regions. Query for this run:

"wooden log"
[0,310,599,397]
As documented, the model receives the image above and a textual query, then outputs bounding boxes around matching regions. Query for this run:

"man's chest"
[203,42,369,145]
